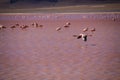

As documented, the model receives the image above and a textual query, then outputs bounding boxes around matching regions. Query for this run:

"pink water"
[0,13,120,80]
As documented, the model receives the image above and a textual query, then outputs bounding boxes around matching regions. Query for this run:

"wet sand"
[0,13,120,80]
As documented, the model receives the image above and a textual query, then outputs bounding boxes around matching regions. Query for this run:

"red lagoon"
[0,13,120,80]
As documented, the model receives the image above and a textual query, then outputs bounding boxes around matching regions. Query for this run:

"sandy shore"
[0,13,120,80]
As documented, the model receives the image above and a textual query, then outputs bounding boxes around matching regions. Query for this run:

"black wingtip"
[77,36,82,39]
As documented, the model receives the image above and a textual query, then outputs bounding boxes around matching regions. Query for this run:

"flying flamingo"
[73,33,88,42]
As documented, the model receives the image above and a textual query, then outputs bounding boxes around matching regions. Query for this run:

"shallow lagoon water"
[0,13,120,80]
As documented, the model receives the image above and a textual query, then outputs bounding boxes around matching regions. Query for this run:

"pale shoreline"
[0,13,120,21]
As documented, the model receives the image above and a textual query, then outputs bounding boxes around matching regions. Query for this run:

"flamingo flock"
[0,22,96,42]
[56,22,71,31]
[0,22,44,30]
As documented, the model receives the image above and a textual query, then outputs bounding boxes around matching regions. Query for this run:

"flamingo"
[56,27,61,31]
[91,28,96,32]
[73,33,87,42]
[37,24,43,28]
[15,23,19,26]
[63,22,71,28]
[20,25,29,30]
[39,25,43,28]
[11,26,16,29]
[79,34,87,41]
[66,22,71,25]
[32,23,35,26]
[83,27,88,32]
[36,23,39,27]
[0,25,6,30]
[64,25,69,28]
